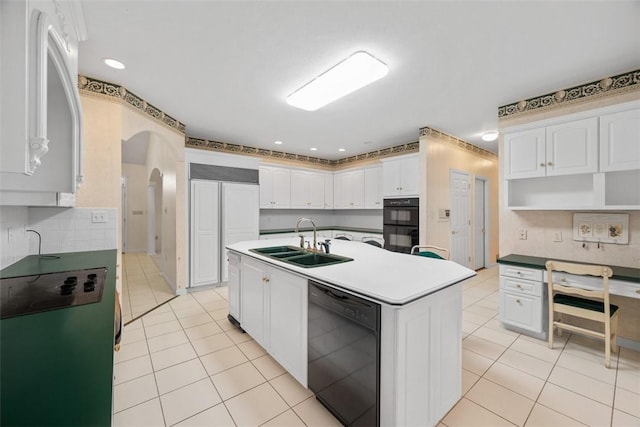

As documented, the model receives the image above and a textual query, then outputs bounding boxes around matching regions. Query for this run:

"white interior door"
[473,177,486,270]
[190,180,220,287]
[147,184,155,255]
[222,183,260,282]
[450,170,471,267]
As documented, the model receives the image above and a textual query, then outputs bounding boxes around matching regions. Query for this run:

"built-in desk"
[497,254,640,347]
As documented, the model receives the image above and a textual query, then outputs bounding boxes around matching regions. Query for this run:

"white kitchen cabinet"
[503,101,640,210]
[498,265,546,339]
[504,117,598,180]
[334,169,365,209]
[240,256,307,385]
[600,108,640,172]
[364,165,383,208]
[545,117,598,176]
[290,169,324,209]
[323,172,334,209]
[240,257,269,347]
[259,166,290,208]
[382,154,419,197]
[0,0,84,206]
[228,251,241,322]
[268,267,307,384]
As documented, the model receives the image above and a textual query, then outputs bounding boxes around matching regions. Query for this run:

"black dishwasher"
[308,280,380,427]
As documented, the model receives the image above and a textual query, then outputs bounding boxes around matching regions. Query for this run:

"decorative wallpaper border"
[419,127,497,159]
[498,68,640,118]
[186,137,420,167]
[78,75,186,134]
[79,75,488,167]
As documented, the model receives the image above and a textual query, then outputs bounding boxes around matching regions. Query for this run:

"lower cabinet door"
[269,268,307,386]
[500,291,542,333]
[240,258,268,348]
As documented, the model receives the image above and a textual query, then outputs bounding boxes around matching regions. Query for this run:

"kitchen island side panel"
[380,282,463,427]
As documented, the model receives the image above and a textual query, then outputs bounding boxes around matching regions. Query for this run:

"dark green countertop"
[260,226,383,235]
[1,249,117,277]
[1,249,117,426]
[497,254,640,283]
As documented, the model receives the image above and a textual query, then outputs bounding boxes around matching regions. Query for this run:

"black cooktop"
[0,267,107,319]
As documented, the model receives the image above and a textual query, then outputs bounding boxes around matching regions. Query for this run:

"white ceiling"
[78,1,640,159]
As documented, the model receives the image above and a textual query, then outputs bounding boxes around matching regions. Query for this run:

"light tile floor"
[114,254,640,427]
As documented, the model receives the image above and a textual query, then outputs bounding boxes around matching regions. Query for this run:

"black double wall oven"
[383,197,419,254]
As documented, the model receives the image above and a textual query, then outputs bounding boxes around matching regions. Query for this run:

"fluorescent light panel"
[286,51,388,111]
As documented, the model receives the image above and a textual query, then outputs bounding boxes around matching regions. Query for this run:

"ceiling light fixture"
[338,148,346,152]
[310,147,318,151]
[103,58,125,70]
[286,51,389,111]
[274,140,283,145]
[481,131,499,142]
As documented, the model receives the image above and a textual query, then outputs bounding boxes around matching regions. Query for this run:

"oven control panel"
[1,267,107,319]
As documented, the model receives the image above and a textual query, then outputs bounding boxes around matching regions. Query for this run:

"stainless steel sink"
[249,246,353,268]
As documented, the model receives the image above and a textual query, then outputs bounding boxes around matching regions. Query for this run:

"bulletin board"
[573,213,629,245]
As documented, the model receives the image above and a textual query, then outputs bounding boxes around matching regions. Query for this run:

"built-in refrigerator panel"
[222,182,259,282]
[190,180,220,287]
[190,178,259,288]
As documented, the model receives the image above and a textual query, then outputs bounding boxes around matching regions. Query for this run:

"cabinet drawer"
[500,277,542,297]
[499,265,542,281]
[500,291,543,333]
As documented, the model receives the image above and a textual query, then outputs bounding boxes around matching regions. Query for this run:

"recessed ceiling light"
[274,140,283,145]
[286,51,389,111]
[310,147,318,151]
[338,148,346,152]
[103,58,125,70]
[481,131,499,142]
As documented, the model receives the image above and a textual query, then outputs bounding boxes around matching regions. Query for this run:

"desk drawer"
[500,291,543,333]
[500,265,543,282]
[500,277,543,297]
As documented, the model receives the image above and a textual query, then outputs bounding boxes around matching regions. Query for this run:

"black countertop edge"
[497,254,640,284]
[260,226,383,235]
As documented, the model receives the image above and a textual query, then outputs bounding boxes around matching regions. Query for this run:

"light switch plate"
[519,229,527,240]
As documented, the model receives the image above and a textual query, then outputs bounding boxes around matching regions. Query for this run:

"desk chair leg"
[605,319,611,369]
[548,311,554,350]
[611,313,619,354]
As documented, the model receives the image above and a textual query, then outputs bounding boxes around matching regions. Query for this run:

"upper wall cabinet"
[599,109,640,172]
[290,169,325,209]
[502,101,640,210]
[382,154,419,197]
[259,166,291,208]
[334,169,365,209]
[364,166,383,208]
[0,0,84,206]
[504,117,598,179]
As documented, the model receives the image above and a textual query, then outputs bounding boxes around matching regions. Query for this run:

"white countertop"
[227,238,476,305]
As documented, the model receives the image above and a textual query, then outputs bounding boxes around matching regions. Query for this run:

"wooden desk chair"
[411,245,450,260]
[546,260,619,368]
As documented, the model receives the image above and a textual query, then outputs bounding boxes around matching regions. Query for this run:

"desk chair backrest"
[411,245,449,260]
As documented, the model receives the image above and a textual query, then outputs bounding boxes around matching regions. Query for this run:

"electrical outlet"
[519,229,527,240]
[7,227,14,243]
[553,232,563,242]
[91,210,107,223]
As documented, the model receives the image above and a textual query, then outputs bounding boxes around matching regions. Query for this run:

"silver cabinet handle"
[540,163,545,167]
[547,162,553,166]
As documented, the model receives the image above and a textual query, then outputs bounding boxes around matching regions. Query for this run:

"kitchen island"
[227,238,475,427]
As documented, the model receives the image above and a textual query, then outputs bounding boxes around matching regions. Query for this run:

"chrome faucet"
[319,239,331,254]
[295,217,317,250]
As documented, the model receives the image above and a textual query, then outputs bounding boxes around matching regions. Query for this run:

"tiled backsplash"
[0,207,30,269]
[0,207,117,270]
